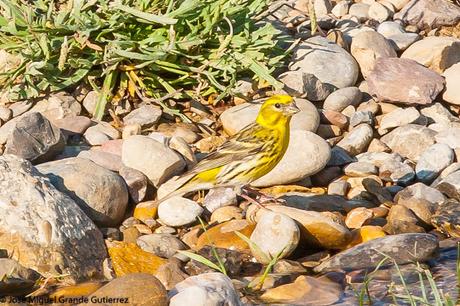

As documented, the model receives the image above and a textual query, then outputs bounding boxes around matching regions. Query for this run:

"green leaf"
[178,251,224,273]
[234,231,270,263]
[112,3,177,25]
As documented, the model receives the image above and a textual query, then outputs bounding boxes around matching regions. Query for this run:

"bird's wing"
[188,123,265,175]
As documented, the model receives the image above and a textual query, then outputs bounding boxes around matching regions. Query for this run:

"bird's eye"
[274,103,281,108]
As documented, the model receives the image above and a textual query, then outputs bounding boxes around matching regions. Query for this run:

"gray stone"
[435,128,460,149]
[356,151,403,167]
[158,197,203,227]
[280,71,336,101]
[4,112,65,164]
[367,58,445,105]
[137,234,186,258]
[336,124,373,156]
[84,122,120,146]
[123,105,162,127]
[416,144,454,183]
[379,159,415,185]
[289,36,359,89]
[368,2,391,23]
[78,149,123,172]
[323,87,362,112]
[327,146,356,166]
[0,155,106,281]
[203,187,237,213]
[349,3,370,22]
[380,124,436,161]
[394,0,460,29]
[350,111,374,128]
[421,103,458,125]
[119,166,149,203]
[37,157,129,227]
[435,171,460,200]
[30,92,81,123]
[314,233,438,272]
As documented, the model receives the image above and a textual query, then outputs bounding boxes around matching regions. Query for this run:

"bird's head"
[256,95,300,128]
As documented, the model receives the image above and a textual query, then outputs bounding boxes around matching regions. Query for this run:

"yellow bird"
[159,95,299,201]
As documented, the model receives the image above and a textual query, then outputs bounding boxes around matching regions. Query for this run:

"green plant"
[0,0,292,119]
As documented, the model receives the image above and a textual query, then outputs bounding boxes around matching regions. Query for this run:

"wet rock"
[85,273,168,306]
[314,233,438,272]
[203,187,237,213]
[123,105,162,128]
[122,135,186,187]
[37,157,129,226]
[367,58,445,105]
[84,122,120,146]
[401,36,460,73]
[380,124,436,161]
[4,112,65,164]
[442,63,460,105]
[250,210,300,264]
[260,275,342,305]
[416,143,454,183]
[351,31,397,78]
[289,36,359,89]
[220,98,320,135]
[252,131,331,187]
[323,87,362,112]
[158,197,203,227]
[169,273,242,306]
[137,234,186,258]
[336,124,373,156]
[0,155,106,281]
[394,0,460,29]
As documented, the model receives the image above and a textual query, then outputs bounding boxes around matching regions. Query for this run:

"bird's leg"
[241,185,286,205]
[238,193,266,209]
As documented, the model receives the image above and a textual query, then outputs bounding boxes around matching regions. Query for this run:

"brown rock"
[195,220,255,251]
[367,58,445,105]
[384,205,425,234]
[345,207,374,229]
[394,0,460,29]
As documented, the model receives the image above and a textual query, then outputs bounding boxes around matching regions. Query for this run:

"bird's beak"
[286,103,300,114]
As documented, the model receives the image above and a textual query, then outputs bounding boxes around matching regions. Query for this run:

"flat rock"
[356,151,403,167]
[379,107,421,134]
[336,124,373,156]
[344,162,378,177]
[279,71,335,101]
[252,131,331,187]
[401,36,460,73]
[4,112,65,164]
[220,98,320,135]
[37,157,129,227]
[137,234,186,258]
[416,143,454,183]
[289,36,359,89]
[380,124,436,161]
[123,105,162,128]
[443,63,460,105]
[350,31,397,78]
[394,0,460,29]
[122,135,186,187]
[323,87,362,112]
[314,233,438,272]
[0,155,106,281]
[367,57,445,105]
[158,197,203,227]
[78,149,123,172]
[169,273,242,306]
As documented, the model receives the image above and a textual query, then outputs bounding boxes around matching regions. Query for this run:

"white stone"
[443,63,460,105]
[158,196,203,227]
[323,87,362,112]
[416,143,454,183]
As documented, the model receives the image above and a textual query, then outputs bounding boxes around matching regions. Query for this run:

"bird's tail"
[156,173,214,204]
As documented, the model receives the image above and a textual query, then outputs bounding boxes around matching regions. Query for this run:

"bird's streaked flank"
[159,95,299,202]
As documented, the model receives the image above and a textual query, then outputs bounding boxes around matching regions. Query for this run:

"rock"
[210,206,243,223]
[435,171,460,200]
[356,151,403,167]
[169,273,242,306]
[320,109,349,129]
[220,98,320,136]
[401,37,460,74]
[351,31,397,79]
[314,233,438,272]
[203,187,237,213]
[323,87,362,112]
[82,91,99,115]
[154,259,188,290]
[443,63,460,105]
[107,241,167,276]
[84,122,120,146]
[396,183,445,207]
[367,138,390,153]
[350,111,374,128]
[379,159,415,185]
[349,3,370,22]
[260,275,342,305]
[328,180,350,196]
[252,131,331,187]
[327,146,356,167]
[336,124,373,156]
[195,220,255,251]
[385,205,426,234]
[386,0,410,10]
[0,105,12,122]
[54,115,92,135]
[134,201,159,223]
[78,149,123,172]
[122,124,142,139]
[379,107,421,134]
[332,0,349,17]
[266,206,352,249]
[119,166,148,203]
[0,155,106,281]
[394,0,460,29]
[50,281,103,301]
[317,124,341,139]
[367,58,445,105]
[169,136,197,169]
[30,92,81,123]
[250,210,300,264]
[36,157,129,226]
[431,199,460,237]
[85,274,168,306]
[4,112,65,164]
[435,128,460,149]
[344,162,378,177]
[380,124,436,161]
[289,36,359,89]
[279,71,335,101]
[346,225,386,248]
[123,105,162,127]
[0,259,41,296]
[345,207,374,229]
[137,234,186,258]
[416,144,454,183]
[313,0,333,16]
[156,123,200,144]
[433,163,460,186]
[368,2,391,22]
[122,135,186,186]
[158,197,203,227]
